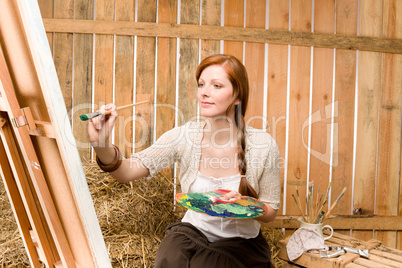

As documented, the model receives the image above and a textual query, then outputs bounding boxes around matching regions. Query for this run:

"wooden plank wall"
[37,0,402,249]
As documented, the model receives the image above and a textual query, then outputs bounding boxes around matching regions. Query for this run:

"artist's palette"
[175,189,268,219]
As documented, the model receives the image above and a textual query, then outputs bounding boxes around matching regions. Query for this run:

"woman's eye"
[198,83,204,88]
[214,84,222,89]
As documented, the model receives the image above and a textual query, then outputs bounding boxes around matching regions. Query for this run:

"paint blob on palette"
[175,189,268,219]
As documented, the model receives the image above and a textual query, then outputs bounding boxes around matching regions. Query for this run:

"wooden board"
[352,0,382,242]
[285,0,311,218]
[94,0,114,130]
[278,231,402,268]
[263,215,402,230]
[200,0,221,59]
[244,0,265,129]
[223,0,243,60]
[375,0,402,248]
[72,0,94,160]
[0,0,110,266]
[178,0,200,125]
[114,0,135,157]
[53,0,74,121]
[308,0,335,226]
[41,19,402,54]
[331,1,358,234]
[134,0,156,152]
[267,0,289,216]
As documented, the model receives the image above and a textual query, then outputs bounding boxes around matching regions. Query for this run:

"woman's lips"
[201,101,214,107]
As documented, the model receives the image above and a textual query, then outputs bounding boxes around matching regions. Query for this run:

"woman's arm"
[88,104,150,182]
[94,145,150,183]
[255,203,277,223]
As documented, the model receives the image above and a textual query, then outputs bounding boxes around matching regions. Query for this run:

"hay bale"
[84,162,183,267]
[0,162,284,267]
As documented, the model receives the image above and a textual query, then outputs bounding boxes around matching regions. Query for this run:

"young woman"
[88,54,280,267]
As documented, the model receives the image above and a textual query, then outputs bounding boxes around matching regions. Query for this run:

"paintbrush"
[292,194,307,222]
[79,100,150,121]
[309,181,314,222]
[311,183,331,223]
[295,186,306,221]
[322,187,347,223]
[313,199,327,223]
[320,182,332,210]
[314,184,320,220]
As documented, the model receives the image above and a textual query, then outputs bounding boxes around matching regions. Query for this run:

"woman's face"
[197,65,239,119]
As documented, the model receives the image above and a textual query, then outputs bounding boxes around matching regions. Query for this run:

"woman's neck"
[203,116,239,147]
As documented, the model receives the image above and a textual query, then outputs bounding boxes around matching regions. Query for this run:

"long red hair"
[196,54,258,198]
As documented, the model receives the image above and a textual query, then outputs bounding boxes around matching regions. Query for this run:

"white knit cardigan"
[132,120,281,210]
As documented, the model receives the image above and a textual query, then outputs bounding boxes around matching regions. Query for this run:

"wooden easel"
[0,0,110,267]
[0,50,72,267]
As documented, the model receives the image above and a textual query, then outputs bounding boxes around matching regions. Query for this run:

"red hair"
[196,54,258,199]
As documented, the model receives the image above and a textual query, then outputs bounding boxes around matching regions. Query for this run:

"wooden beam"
[0,138,42,267]
[262,215,402,230]
[42,19,402,54]
[0,95,6,111]
[29,121,56,139]
[16,0,111,265]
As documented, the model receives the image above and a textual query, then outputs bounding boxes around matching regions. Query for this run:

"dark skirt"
[155,222,273,268]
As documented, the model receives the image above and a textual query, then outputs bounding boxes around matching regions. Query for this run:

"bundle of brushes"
[292,182,347,224]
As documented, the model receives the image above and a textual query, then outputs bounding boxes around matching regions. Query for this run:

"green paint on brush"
[79,114,90,121]
[79,111,102,121]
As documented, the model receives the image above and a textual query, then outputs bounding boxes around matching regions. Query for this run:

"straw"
[0,161,286,267]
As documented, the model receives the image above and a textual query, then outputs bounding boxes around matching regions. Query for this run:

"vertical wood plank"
[179,0,200,125]
[37,0,54,53]
[267,0,289,216]
[201,0,221,59]
[73,0,94,161]
[224,0,244,61]
[385,0,402,251]
[352,0,382,242]
[331,0,358,223]
[244,0,265,129]
[309,0,335,224]
[156,0,177,181]
[156,0,177,140]
[115,0,135,157]
[54,0,73,121]
[135,0,157,152]
[94,0,114,114]
[375,0,402,248]
[286,0,312,218]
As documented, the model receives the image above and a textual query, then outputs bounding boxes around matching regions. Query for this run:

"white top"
[133,121,281,210]
[181,171,261,242]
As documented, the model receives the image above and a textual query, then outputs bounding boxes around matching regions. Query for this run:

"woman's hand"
[88,103,118,148]
[222,190,242,200]
[222,190,277,222]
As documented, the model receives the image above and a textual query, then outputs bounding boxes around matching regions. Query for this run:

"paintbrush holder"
[298,218,333,240]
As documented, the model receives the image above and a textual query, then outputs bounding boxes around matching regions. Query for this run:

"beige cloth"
[286,227,329,261]
[132,120,281,210]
